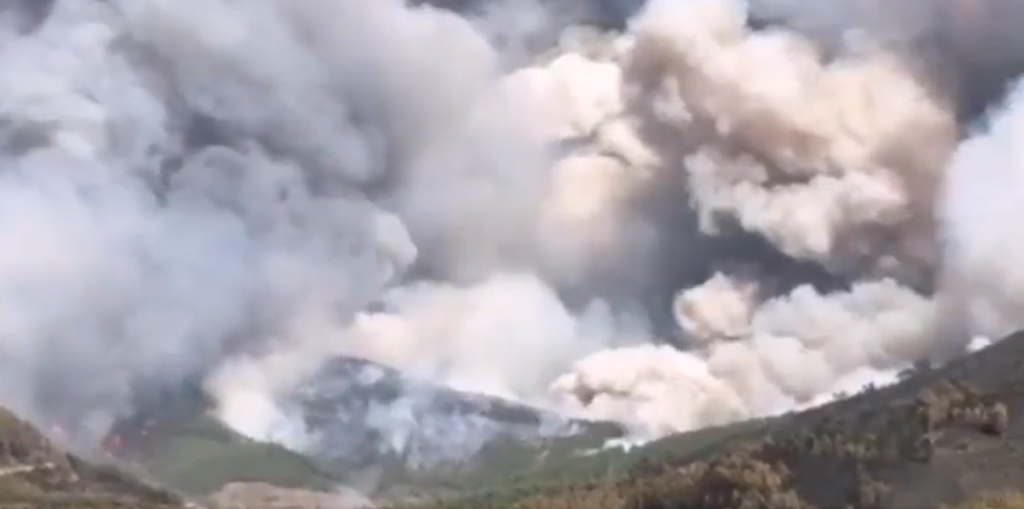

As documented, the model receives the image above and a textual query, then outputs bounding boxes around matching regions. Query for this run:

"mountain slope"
[0,406,184,509]
[395,329,1024,508]
[104,384,346,496]
[288,356,623,487]
[9,322,1024,509]
[106,356,625,497]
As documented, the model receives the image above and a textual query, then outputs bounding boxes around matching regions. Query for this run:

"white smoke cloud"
[551,344,748,438]
[935,78,1024,357]
[4,0,1024,475]
[545,0,1024,437]
[0,0,467,445]
[0,0,645,456]
[342,273,648,402]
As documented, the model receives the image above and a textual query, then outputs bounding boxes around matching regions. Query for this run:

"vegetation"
[9,330,1024,508]
[949,491,1024,509]
[386,330,1024,509]
[101,384,344,496]
[0,406,183,508]
[133,411,339,495]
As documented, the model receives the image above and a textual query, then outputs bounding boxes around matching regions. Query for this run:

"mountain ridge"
[8,330,1024,508]
[388,330,1024,508]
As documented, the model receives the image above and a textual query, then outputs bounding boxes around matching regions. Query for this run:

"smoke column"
[2,0,1024,459]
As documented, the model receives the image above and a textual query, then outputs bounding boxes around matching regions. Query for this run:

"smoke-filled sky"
[2,0,1024,455]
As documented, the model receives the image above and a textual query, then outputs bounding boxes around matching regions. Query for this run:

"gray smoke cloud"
[3,0,1024,469]
[0,0,642,454]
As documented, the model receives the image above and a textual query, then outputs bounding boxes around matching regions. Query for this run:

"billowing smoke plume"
[0,0,644,452]
[546,0,1024,438]
[935,79,1024,358]
[2,0,1024,466]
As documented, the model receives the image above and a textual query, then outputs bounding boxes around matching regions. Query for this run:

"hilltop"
[102,356,624,498]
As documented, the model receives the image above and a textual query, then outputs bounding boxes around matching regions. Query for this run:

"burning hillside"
[2,0,1024,489]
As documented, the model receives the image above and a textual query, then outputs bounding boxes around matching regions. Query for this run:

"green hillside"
[387,330,1024,509]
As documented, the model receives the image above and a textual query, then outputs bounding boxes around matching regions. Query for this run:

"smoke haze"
[2,0,1024,467]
